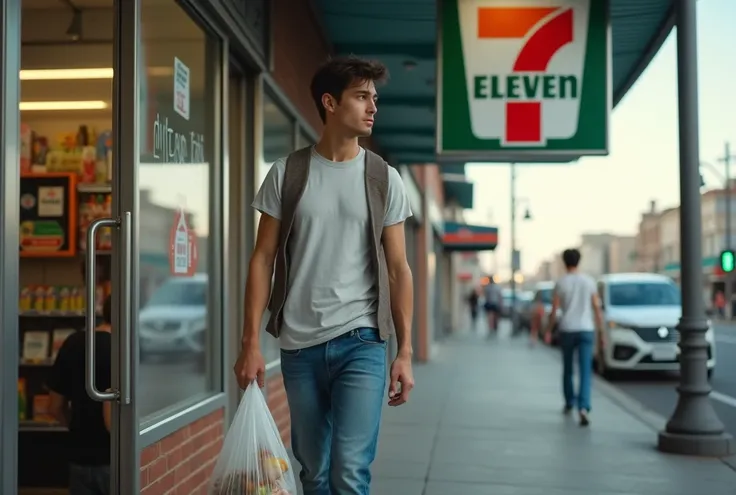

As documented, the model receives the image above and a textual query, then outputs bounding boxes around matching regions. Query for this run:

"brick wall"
[140,408,224,495]
[411,165,445,205]
[272,0,330,134]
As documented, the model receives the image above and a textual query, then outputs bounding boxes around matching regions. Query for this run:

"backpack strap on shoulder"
[280,146,312,237]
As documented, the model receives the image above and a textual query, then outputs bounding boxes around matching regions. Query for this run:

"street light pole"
[510,162,517,333]
[658,0,734,457]
[718,142,733,319]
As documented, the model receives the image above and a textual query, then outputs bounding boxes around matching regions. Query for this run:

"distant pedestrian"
[715,290,725,319]
[467,288,480,327]
[545,249,604,427]
[483,276,503,333]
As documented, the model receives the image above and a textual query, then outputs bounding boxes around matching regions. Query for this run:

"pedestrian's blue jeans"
[280,327,386,495]
[559,331,594,412]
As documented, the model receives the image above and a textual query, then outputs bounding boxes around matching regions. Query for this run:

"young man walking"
[234,56,415,494]
[545,249,604,427]
[483,276,503,333]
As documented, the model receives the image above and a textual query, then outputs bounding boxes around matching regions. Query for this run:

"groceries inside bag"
[208,382,297,495]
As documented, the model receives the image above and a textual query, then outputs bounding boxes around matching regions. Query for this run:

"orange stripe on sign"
[443,233,498,244]
[477,7,558,38]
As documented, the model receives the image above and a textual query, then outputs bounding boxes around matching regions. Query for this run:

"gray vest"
[265,146,395,341]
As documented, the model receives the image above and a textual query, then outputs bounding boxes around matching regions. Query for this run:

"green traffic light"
[721,250,735,273]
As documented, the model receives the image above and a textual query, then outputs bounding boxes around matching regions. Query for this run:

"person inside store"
[47,294,113,495]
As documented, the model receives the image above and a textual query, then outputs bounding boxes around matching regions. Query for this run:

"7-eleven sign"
[438,0,610,162]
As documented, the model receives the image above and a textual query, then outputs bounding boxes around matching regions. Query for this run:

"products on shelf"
[19,285,86,313]
[78,193,113,251]
[22,331,50,361]
[21,123,113,184]
[32,395,55,423]
[18,378,27,421]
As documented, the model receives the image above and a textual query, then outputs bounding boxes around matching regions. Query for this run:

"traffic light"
[720,250,735,273]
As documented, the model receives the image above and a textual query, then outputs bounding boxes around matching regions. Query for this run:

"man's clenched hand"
[388,354,414,406]
[233,344,265,389]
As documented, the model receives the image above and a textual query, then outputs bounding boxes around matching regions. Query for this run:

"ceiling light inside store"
[20,100,108,111]
[20,68,114,80]
[20,67,174,80]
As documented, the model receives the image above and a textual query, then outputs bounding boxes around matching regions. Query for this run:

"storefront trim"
[0,1,21,493]
[139,392,226,449]
[192,0,273,73]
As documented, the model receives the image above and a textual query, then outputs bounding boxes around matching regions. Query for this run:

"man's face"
[326,79,378,137]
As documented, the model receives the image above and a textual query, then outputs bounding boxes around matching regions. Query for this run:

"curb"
[591,374,667,432]
[535,341,736,471]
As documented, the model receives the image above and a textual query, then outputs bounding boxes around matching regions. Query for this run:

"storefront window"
[298,129,315,148]
[259,94,294,184]
[137,1,221,420]
[258,93,294,364]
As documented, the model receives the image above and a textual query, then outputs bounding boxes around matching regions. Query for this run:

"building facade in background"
[608,235,637,273]
[635,200,662,272]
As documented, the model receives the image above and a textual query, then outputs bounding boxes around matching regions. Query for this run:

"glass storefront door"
[0,2,21,493]
[108,1,222,493]
[2,1,223,493]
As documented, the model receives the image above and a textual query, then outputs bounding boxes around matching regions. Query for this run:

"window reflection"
[137,0,219,420]
[257,94,295,364]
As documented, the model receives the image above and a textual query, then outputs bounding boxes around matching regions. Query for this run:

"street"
[609,324,736,438]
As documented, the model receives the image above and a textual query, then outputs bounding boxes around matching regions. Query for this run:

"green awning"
[443,178,473,209]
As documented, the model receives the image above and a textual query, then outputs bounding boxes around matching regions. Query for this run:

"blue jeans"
[69,464,110,495]
[559,331,594,412]
[281,327,387,495]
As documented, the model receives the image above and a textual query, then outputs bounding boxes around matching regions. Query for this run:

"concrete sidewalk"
[371,327,736,495]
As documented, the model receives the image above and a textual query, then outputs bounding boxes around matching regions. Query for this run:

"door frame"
[110,0,141,492]
[0,1,21,494]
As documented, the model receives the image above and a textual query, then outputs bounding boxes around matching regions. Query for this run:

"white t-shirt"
[555,272,597,332]
[251,147,413,350]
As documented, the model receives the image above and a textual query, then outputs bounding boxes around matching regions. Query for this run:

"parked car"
[529,281,561,345]
[500,289,534,319]
[139,274,208,364]
[595,272,716,379]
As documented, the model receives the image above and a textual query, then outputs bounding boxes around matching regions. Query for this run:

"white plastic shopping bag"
[208,382,297,495]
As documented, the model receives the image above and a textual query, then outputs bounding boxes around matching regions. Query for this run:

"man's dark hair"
[310,55,389,123]
[102,294,112,325]
[562,249,581,269]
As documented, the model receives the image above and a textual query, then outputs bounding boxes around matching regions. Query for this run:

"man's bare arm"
[48,391,68,426]
[591,293,604,332]
[382,222,414,357]
[242,213,281,350]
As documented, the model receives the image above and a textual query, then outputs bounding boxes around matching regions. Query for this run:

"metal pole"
[658,0,733,457]
[510,162,517,333]
[722,142,732,320]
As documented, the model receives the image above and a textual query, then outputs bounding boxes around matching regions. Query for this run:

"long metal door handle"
[86,217,119,402]
[120,212,132,404]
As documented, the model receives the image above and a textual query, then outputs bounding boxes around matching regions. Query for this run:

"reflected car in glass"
[595,272,716,379]
[139,273,207,362]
